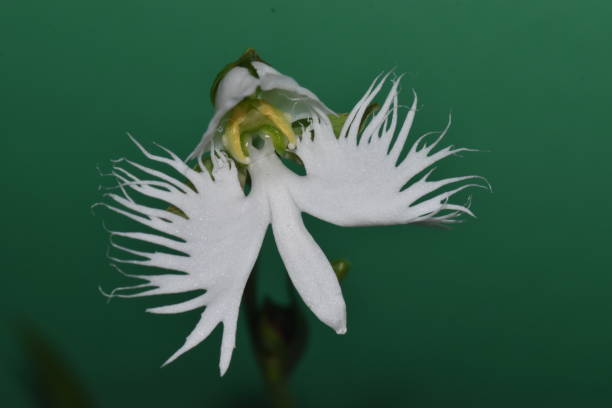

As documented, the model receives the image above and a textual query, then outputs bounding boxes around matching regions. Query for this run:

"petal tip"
[161,346,185,368]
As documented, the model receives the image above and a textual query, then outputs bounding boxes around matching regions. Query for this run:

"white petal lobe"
[292,75,486,227]
[101,139,269,375]
[270,190,346,333]
[248,146,347,334]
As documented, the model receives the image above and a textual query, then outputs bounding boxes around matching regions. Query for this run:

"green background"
[2,0,611,406]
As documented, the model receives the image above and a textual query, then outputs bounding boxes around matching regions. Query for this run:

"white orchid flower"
[98,69,486,376]
[187,49,334,164]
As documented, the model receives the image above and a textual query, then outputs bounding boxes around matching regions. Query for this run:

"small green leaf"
[328,113,349,137]
[327,102,379,138]
[331,259,350,282]
[361,102,380,131]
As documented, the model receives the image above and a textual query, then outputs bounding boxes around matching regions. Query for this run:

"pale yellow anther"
[221,99,297,164]
[223,104,251,164]
[254,100,297,149]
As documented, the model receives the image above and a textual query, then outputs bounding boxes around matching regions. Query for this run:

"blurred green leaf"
[16,323,94,408]
[328,113,349,137]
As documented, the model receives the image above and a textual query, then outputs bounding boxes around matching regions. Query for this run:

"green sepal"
[328,113,349,138]
[327,102,380,138]
[361,102,380,131]
[331,258,350,282]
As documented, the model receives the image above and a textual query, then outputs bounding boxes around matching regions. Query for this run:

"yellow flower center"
[222,99,297,164]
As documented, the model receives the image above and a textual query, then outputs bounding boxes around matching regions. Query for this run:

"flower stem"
[264,376,295,408]
[244,265,300,408]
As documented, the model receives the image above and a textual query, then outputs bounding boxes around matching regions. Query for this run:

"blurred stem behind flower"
[245,260,349,408]
[16,322,93,408]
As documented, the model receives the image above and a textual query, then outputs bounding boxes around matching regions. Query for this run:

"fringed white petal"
[100,136,269,375]
[291,75,488,227]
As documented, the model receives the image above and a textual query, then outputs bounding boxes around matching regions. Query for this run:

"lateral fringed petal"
[98,136,269,376]
[291,74,488,227]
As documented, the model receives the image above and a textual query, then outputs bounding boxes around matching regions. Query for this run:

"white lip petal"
[270,188,346,333]
[248,144,347,334]
[291,75,487,227]
[100,137,269,375]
